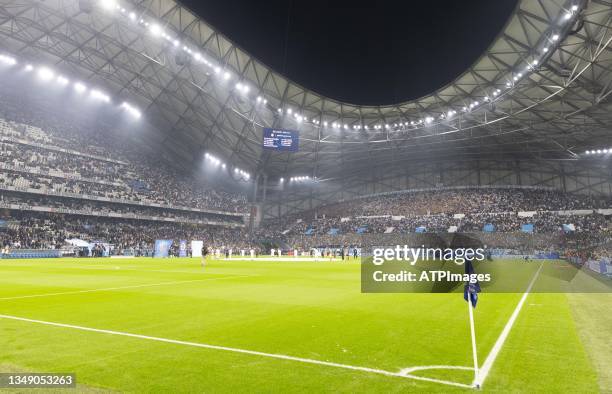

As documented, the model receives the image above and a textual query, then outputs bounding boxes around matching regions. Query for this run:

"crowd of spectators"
[0,116,248,213]
[0,193,244,226]
[307,188,612,218]
[268,188,612,238]
[277,211,610,237]
[0,211,253,254]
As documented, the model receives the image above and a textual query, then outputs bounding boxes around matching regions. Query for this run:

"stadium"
[0,0,611,392]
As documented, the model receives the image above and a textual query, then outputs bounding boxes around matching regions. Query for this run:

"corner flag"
[463,259,481,308]
[463,258,482,386]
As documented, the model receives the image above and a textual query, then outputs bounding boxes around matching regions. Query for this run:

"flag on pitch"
[463,259,481,308]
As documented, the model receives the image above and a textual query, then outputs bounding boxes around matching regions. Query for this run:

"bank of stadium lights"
[204,153,223,166]
[233,167,250,179]
[90,89,111,103]
[100,0,117,10]
[100,0,257,103]
[1,52,143,118]
[74,82,87,94]
[585,149,612,155]
[56,76,70,86]
[0,54,17,66]
[121,102,142,119]
[204,153,241,175]
[37,66,55,81]
[97,0,578,133]
[234,82,250,94]
[289,176,310,182]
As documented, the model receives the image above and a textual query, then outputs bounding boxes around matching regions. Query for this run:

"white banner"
[191,240,203,257]
[556,209,593,216]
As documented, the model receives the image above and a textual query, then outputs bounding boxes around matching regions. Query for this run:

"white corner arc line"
[0,276,249,301]
[474,262,543,388]
[0,314,473,389]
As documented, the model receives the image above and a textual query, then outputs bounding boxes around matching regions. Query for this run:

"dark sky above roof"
[181,0,518,105]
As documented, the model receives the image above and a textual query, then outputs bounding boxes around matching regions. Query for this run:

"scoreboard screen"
[262,128,299,152]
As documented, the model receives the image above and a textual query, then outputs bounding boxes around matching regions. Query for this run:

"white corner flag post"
[468,292,480,388]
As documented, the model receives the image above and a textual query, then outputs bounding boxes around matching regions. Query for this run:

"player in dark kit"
[201,245,208,267]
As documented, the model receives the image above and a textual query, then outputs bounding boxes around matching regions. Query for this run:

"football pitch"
[0,258,610,393]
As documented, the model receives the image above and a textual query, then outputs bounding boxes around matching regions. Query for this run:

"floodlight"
[149,24,163,36]
[37,67,54,81]
[90,89,110,102]
[0,55,17,65]
[100,0,117,11]
[74,82,87,93]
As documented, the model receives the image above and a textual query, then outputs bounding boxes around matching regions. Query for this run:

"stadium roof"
[0,0,611,183]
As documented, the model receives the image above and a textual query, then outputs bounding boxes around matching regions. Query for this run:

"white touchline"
[0,263,256,276]
[473,262,543,388]
[0,314,473,389]
[0,276,250,301]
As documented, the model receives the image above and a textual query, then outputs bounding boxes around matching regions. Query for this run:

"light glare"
[37,67,54,81]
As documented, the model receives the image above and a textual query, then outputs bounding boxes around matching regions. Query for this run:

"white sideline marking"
[474,263,543,388]
[0,276,249,301]
[0,263,254,276]
[0,314,473,389]
[399,365,473,375]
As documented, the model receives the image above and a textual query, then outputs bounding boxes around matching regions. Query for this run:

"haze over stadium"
[0,0,611,392]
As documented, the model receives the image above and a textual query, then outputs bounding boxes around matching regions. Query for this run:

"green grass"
[0,258,608,393]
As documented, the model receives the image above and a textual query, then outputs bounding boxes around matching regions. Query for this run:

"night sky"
[181,0,518,105]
